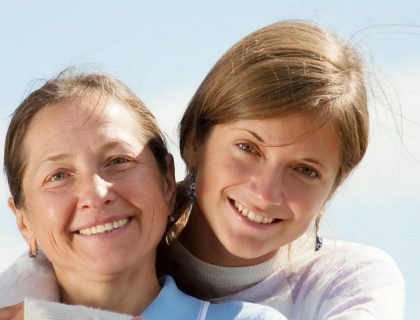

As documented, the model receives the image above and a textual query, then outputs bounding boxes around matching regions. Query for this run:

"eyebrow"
[232,128,266,143]
[96,140,138,154]
[301,158,324,169]
[232,128,325,169]
[38,140,138,165]
[40,153,72,164]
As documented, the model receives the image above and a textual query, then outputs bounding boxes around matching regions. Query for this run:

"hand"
[0,302,24,320]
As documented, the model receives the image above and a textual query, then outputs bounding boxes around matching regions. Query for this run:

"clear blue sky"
[0,1,419,318]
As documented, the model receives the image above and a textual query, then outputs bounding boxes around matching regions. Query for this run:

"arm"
[316,244,405,320]
[0,301,143,320]
[24,299,135,320]
[0,252,59,307]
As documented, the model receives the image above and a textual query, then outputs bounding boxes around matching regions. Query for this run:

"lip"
[73,215,134,233]
[227,198,282,229]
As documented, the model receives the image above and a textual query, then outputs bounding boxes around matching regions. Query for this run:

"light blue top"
[22,275,286,320]
[142,276,286,320]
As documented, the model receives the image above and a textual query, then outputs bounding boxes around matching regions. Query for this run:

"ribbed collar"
[169,234,313,300]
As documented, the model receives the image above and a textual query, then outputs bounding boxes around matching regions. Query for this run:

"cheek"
[286,181,328,220]
[123,177,170,219]
[198,149,250,187]
[24,191,73,232]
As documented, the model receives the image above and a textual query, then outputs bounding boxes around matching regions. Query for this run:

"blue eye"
[48,171,69,182]
[237,143,257,153]
[107,156,133,167]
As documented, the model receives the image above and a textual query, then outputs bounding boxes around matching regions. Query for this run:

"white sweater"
[166,237,405,319]
[0,238,405,319]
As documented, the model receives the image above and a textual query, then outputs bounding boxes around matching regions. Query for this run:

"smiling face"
[11,94,175,280]
[186,112,341,266]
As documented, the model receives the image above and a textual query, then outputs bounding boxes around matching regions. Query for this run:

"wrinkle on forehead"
[37,92,109,130]
[23,93,147,163]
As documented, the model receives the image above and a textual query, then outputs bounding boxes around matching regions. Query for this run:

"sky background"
[0,0,419,318]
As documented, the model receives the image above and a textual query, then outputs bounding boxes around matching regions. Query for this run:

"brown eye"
[237,143,257,153]
[295,166,320,179]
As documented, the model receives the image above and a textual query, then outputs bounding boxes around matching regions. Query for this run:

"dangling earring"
[164,174,195,246]
[315,234,323,252]
[168,214,175,223]
[28,240,38,259]
[314,215,323,252]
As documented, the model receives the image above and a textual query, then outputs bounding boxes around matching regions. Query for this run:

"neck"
[180,205,276,267]
[54,257,160,315]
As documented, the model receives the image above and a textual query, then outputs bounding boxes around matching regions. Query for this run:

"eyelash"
[45,156,134,183]
[294,166,320,179]
[237,142,259,154]
[237,142,320,178]
[106,156,135,167]
[46,171,71,183]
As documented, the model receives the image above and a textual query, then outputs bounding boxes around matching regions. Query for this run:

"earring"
[186,174,196,201]
[168,214,175,223]
[315,234,323,252]
[28,240,38,259]
[314,215,323,252]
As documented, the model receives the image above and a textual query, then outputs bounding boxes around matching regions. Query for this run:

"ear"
[8,197,36,247]
[163,154,177,210]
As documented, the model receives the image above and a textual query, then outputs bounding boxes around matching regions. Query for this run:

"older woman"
[0,71,284,320]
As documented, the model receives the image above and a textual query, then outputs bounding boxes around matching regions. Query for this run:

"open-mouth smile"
[231,200,281,225]
[78,217,131,235]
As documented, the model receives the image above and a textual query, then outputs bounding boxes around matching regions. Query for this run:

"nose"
[78,174,116,210]
[248,164,284,206]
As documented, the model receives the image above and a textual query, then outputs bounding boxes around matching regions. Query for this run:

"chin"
[83,252,144,276]
[221,237,279,264]
[85,260,129,275]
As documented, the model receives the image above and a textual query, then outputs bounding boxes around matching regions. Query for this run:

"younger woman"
[165,20,405,319]
[164,20,405,319]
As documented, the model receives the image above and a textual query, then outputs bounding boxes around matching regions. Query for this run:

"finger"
[0,303,24,320]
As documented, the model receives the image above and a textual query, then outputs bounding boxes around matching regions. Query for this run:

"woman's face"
[191,112,341,265]
[11,95,175,279]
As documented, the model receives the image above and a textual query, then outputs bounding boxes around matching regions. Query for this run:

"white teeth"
[233,201,274,224]
[104,223,113,231]
[79,218,129,235]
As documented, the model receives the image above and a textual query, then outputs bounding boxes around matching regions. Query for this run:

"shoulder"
[317,239,404,284]
[297,239,405,319]
[284,238,405,295]
[208,300,287,319]
[0,251,59,307]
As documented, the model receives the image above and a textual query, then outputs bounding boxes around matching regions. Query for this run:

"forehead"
[29,94,142,134]
[36,94,128,125]
[226,112,339,147]
[23,95,144,155]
